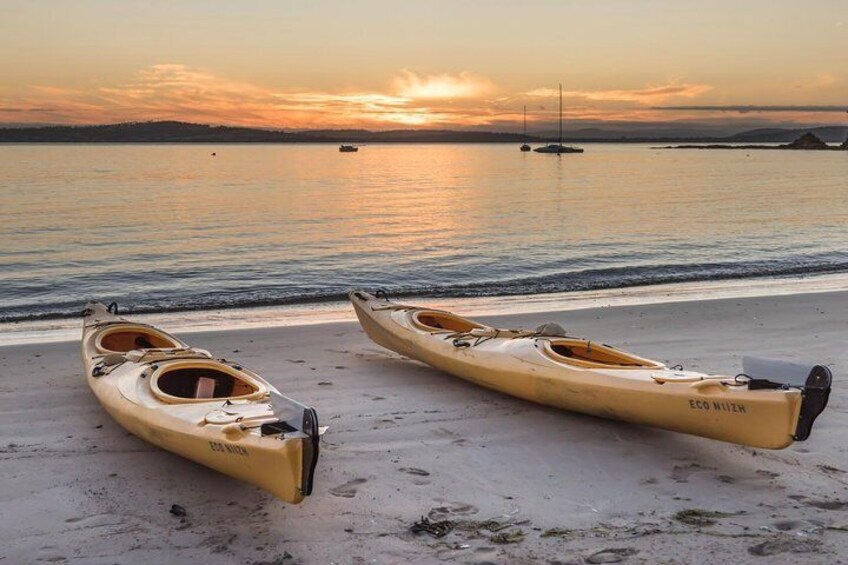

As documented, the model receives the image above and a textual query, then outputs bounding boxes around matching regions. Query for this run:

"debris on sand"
[456,518,513,533]
[748,536,822,556]
[541,522,663,541]
[169,504,187,517]
[410,516,454,538]
[489,529,525,544]
[674,509,742,527]
[541,527,575,539]
[251,553,293,565]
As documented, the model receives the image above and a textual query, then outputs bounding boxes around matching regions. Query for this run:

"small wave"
[2,253,846,323]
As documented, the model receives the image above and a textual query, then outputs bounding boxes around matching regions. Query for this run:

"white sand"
[1,290,847,564]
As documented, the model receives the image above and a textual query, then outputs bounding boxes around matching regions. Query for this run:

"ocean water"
[1,143,846,323]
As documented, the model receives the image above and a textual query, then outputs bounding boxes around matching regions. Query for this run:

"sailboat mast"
[523,105,527,139]
[558,83,563,145]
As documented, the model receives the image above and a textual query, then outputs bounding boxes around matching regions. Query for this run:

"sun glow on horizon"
[0,63,844,131]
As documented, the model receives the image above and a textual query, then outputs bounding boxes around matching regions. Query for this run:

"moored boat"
[534,144,583,154]
[349,290,831,449]
[520,104,532,152]
[534,83,583,154]
[80,302,320,503]
[339,144,359,152]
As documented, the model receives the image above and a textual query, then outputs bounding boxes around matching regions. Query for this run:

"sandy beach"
[2,290,847,564]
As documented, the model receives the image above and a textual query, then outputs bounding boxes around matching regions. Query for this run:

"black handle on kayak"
[268,390,320,496]
[300,407,319,496]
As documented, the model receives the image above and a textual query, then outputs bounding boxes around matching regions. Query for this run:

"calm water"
[1,143,846,322]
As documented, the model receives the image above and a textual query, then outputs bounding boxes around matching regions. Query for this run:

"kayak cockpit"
[543,339,664,370]
[151,360,268,403]
[413,310,484,333]
[96,324,182,353]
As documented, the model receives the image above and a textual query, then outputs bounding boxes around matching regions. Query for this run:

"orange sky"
[1,1,846,130]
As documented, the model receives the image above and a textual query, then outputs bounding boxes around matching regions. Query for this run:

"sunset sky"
[1,0,846,131]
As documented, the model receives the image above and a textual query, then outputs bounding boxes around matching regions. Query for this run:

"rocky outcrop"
[664,131,847,150]
[782,132,830,150]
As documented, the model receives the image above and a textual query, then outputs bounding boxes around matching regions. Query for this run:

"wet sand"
[2,290,847,563]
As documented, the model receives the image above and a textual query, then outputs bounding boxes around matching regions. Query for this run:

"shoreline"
[2,272,846,346]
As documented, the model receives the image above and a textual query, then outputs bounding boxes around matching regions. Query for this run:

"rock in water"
[169,504,187,517]
[782,132,830,150]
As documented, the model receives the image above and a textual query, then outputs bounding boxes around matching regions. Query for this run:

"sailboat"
[520,105,532,152]
[534,83,583,154]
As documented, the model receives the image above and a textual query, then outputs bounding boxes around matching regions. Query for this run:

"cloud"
[653,105,848,113]
[392,70,494,99]
[813,73,837,87]
[525,82,712,104]
[0,64,505,128]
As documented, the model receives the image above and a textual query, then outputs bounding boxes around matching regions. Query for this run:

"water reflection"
[0,143,846,320]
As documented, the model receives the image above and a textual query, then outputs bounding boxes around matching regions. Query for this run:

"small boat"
[81,302,320,503]
[534,144,583,154]
[339,144,359,152]
[520,105,532,152]
[349,291,831,449]
[534,83,583,154]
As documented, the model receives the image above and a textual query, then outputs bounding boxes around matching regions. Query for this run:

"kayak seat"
[194,377,217,399]
[413,311,484,333]
[548,340,663,369]
[157,367,257,399]
[135,335,155,349]
[98,327,181,353]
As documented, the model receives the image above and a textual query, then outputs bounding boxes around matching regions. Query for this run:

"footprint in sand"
[805,499,848,510]
[670,462,713,483]
[373,419,397,429]
[818,464,846,475]
[329,478,367,498]
[586,547,638,564]
[399,467,431,485]
[428,501,479,521]
[468,546,498,564]
[432,427,468,445]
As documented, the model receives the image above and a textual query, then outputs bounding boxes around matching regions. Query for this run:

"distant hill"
[0,121,533,143]
[0,121,315,143]
[0,120,846,144]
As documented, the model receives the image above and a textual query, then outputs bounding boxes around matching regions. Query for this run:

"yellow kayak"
[349,290,831,449]
[81,302,319,503]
